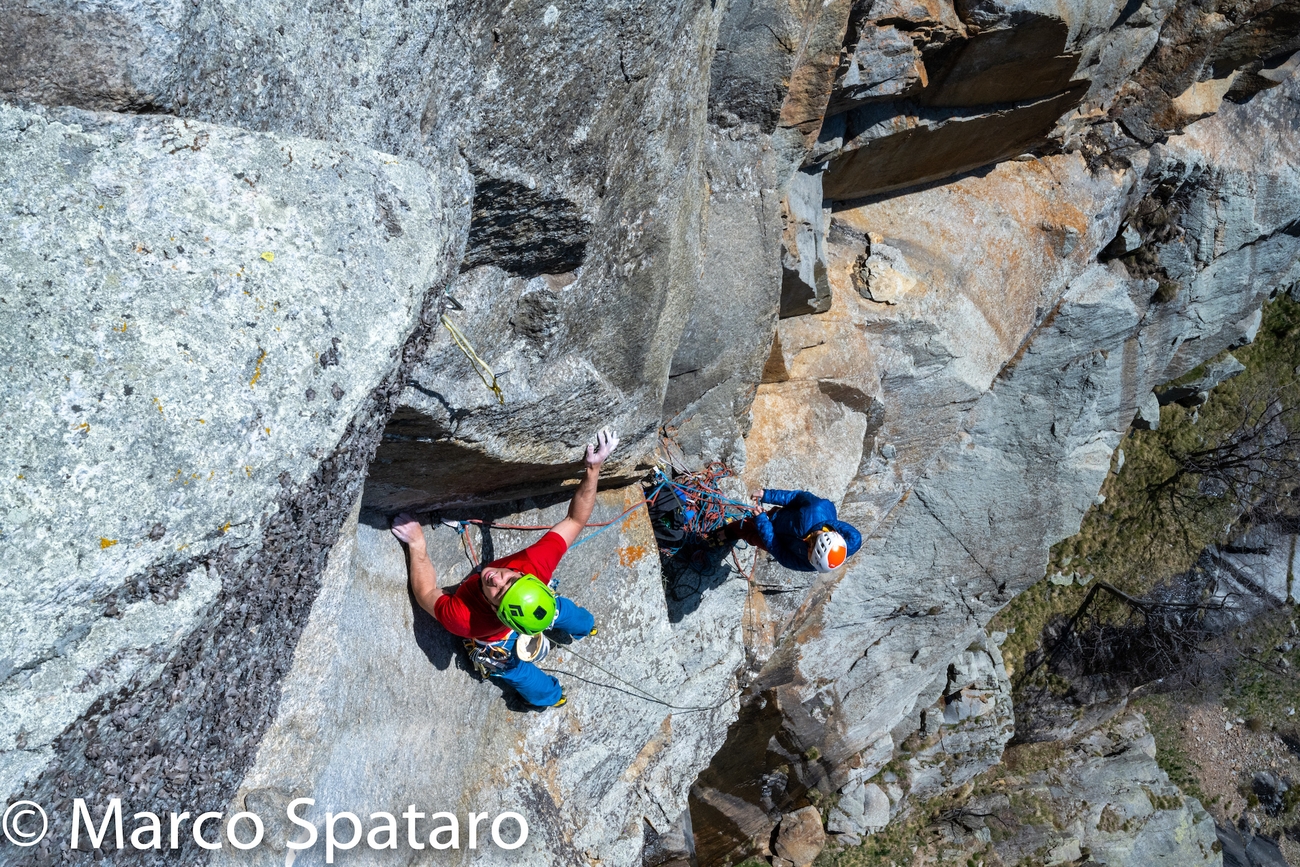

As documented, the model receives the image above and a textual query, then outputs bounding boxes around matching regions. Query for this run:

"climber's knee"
[552,597,595,638]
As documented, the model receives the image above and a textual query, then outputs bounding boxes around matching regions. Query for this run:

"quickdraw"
[441,313,505,405]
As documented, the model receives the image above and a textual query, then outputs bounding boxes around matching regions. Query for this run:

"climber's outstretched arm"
[552,427,620,547]
[391,513,446,615]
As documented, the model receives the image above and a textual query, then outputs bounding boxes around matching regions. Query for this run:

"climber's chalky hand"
[391,512,426,552]
[585,426,619,469]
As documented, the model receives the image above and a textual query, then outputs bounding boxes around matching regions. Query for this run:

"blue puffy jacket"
[753,489,862,573]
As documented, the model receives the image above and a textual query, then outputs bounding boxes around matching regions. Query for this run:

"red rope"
[457,496,651,533]
[439,490,658,570]
[462,527,479,568]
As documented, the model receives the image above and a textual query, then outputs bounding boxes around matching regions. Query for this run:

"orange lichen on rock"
[618,545,647,567]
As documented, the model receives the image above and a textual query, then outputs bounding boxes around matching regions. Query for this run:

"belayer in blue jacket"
[721,488,862,572]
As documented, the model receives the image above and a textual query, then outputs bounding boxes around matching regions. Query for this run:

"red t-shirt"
[432,531,568,641]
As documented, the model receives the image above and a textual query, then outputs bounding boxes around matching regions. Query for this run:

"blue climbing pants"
[490,597,594,707]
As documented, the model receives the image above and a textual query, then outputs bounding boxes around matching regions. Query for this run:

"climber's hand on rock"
[585,426,619,470]
[391,512,426,552]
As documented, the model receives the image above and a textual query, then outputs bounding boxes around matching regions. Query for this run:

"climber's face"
[479,566,523,606]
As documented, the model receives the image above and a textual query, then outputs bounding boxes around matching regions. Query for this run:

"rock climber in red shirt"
[390,427,619,708]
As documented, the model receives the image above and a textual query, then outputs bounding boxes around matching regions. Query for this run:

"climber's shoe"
[554,624,597,644]
[551,690,567,709]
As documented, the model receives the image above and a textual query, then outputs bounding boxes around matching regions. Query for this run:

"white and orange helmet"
[807,528,848,572]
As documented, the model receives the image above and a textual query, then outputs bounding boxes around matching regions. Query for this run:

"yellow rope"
[441,314,504,404]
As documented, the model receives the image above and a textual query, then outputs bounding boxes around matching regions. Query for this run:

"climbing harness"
[464,632,548,675]
[464,638,513,677]
[441,313,504,404]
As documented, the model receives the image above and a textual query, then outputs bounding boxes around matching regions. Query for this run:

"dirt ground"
[1175,702,1300,863]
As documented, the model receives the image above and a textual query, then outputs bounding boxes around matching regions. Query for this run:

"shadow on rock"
[406,581,459,672]
[1218,821,1290,867]
[663,544,735,623]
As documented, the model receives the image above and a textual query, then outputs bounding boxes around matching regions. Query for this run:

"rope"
[729,545,757,583]
[731,544,762,669]
[438,482,666,554]
[570,483,664,549]
[441,314,504,404]
[657,469,759,511]
[443,519,480,569]
[463,528,479,568]
[650,463,758,558]
[544,645,741,713]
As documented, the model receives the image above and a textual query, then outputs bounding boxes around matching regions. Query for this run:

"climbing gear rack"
[647,462,757,558]
[464,638,513,677]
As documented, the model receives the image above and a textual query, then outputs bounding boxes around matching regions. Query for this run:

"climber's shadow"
[406,582,459,671]
[496,685,552,714]
[662,543,734,623]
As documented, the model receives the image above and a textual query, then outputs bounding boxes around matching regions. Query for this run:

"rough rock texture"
[747,149,1129,537]
[901,633,1016,804]
[779,168,833,320]
[659,133,785,473]
[824,632,1014,847]
[812,0,1104,198]
[205,486,743,867]
[1214,524,1299,604]
[0,102,465,805]
[772,805,825,866]
[826,780,891,843]
[364,0,815,504]
[1219,822,1292,867]
[1157,353,1247,406]
[902,711,1222,866]
[709,0,852,150]
[3,0,1300,862]
[690,74,1300,863]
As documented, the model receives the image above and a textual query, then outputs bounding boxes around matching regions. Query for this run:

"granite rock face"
[902,633,1016,805]
[772,805,825,866]
[362,0,798,506]
[0,102,465,806]
[903,711,1222,866]
[1213,523,1300,605]
[2,0,1300,863]
[690,74,1300,863]
[746,149,1131,536]
[209,486,743,867]
[823,631,1014,849]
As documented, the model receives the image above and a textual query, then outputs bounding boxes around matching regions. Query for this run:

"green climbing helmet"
[496,574,557,635]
